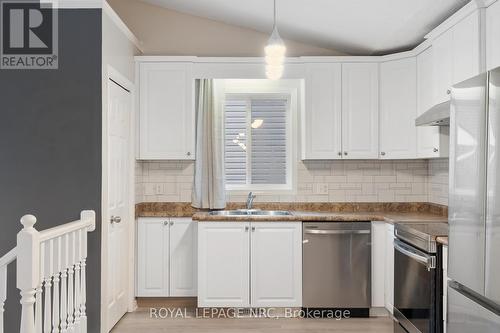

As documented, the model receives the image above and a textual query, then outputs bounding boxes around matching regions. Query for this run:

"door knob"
[380,152,386,156]
[187,152,191,157]
[337,152,342,156]
[433,148,439,153]
[110,215,122,224]
[251,227,256,232]
[245,226,249,231]
[344,152,348,156]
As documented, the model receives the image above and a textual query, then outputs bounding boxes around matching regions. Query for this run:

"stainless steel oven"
[393,223,448,333]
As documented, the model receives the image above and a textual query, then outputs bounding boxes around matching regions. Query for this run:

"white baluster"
[67,231,75,332]
[17,214,40,333]
[73,229,82,333]
[0,265,6,333]
[60,235,68,333]
[52,237,61,333]
[35,242,45,333]
[80,258,86,333]
[44,277,53,333]
[44,240,54,333]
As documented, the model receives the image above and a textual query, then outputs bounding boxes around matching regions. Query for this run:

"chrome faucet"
[246,192,256,210]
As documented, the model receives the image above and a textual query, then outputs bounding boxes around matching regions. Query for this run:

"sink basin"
[208,210,292,216]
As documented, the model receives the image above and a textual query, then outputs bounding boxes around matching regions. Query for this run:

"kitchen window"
[223,91,293,191]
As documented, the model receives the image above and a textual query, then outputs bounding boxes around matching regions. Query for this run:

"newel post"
[16,215,40,333]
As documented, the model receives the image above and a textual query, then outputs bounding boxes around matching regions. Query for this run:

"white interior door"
[106,79,131,331]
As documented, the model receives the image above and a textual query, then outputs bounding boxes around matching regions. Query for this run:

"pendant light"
[265,0,286,80]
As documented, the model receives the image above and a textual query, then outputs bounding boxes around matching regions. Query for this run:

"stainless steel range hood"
[415,101,450,126]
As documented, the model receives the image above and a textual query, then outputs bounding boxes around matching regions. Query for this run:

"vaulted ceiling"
[141,0,470,55]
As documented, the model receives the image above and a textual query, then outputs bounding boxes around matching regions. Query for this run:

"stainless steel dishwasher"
[302,222,371,315]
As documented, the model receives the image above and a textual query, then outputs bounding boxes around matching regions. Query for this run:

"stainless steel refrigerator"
[448,68,500,332]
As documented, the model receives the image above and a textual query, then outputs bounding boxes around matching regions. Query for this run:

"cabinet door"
[169,218,197,297]
[197,222,250,307]
[385,224,395,314]
[452,11,482,84]
[341,63,379,159]
[487,1,500,70]
[379,58,417,159]
[139,62,195,160]
[302,63,342,159]
[417,47,443,158]
[250,222,302,307]
[371,222,386,307]
[433,31,454,104]
[137,218,169,296]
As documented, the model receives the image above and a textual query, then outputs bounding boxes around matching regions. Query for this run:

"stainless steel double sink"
[208,209,292,216]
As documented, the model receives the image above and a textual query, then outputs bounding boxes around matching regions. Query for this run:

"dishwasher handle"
[394,239,436,271]
[304,229,370,235]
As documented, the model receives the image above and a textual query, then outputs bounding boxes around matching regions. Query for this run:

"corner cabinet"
[136,217,197,297]
[197,222,302,308]
[379,57,417,159]
[138,62,195,160]
[432,10,483,105]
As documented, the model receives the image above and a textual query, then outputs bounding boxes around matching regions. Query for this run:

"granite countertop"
[436,236,449,245]
[191,210,447,224]
[136,202,448,224]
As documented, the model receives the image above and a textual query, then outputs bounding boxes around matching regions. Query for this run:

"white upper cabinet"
[302,63,342,159]
[138,62,195,160]
[452,11,482,84]
[250,222,302,307]
[379,57,417,159]
[487,1,500,70]
[417,47,443,158]
[341,63,380,159]
[432,31,454,105]
[432,11,483,104]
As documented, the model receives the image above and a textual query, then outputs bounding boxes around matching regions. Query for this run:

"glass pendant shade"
[265,0,285,80]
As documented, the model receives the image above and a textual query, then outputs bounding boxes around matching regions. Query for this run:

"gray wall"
[0,8,102,333]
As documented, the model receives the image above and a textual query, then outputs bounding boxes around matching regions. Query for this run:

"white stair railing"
[0,210,95,333]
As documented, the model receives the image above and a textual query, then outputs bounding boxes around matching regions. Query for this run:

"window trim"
[216,79,299,194]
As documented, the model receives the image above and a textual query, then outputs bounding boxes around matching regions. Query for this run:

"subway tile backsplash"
[136,159,449,205]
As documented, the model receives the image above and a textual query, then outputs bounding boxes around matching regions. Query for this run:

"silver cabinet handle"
[304,229,370,235]
[380,152,386,156]
[394,239,435,270]
[245,226,249,231]
[170,221,174,226]
[433,148,439,153]
[337,152,342,156]
[163,220,169,226]
[447,89,451,95]
[344,152,348,156]
[251,226,256,232]
[187,152,191,156]
[110,216,121,224]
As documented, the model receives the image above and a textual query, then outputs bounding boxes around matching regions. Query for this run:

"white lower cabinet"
[197,222,302,308]
[137,217,197,297]
[371,222,386,307]
[371,221,394,313]
[384,224,395,314]
[251,222,302,307]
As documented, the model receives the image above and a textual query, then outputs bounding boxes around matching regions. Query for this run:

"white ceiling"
[140,0,469,55]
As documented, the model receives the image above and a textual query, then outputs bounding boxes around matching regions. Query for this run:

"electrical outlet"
[314,183,329,195]
[154,184,164,195]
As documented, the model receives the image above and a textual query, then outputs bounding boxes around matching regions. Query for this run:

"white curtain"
[191,79,226,209]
